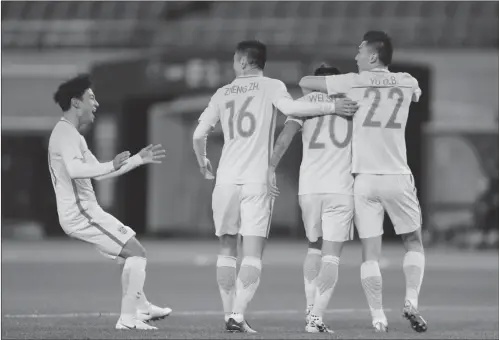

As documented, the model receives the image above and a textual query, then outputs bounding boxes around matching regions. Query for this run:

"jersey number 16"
[226,96,256,140]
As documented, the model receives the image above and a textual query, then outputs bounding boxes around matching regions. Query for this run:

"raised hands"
[139,144,166,164]
[113,151,131,170]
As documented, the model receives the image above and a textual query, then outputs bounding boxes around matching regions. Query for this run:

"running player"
[192,41,359,333]
[268,64,354,333]
[298,31,427,333]
[48,74,171,330]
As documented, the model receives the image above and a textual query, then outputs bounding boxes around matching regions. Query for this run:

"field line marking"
[3,305,497,319]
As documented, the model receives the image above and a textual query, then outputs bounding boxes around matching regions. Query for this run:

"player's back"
[328,69,421,174]
[214,76,280,184]
[296,92,354,195]
[48,119,96,225]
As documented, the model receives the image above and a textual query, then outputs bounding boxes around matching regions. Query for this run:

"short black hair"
[235,40,267,70]
[53,74,92,112]
[363,31,393,66]
[314,63,341,76]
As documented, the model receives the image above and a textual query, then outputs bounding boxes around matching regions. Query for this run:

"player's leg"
[117,238,172,324]
[212,184,240,326]
[354,175,388,332]
[71,206,157,330]
[298,195,323,321]
[307,194,353,334]
[383,174,427,332]
[227,184,273,333]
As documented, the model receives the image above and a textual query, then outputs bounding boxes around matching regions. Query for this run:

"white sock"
[403,251,425,309]
[311,255,340,319]
[360,261,386,324]
[231,256,262,322]
[303,248,322,312]
[216,255,237,322]
[120,257,147,321]
[121,259,149,312]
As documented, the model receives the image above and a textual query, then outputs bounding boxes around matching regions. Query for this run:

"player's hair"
[53,74,92,112]
[314,63,341,76]
[363,31,393,66]
[235,40,267,70]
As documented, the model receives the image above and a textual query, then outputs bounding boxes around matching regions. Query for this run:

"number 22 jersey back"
[198,75,289,185]
[326,69,422,174]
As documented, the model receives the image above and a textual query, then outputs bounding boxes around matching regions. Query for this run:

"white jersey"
[325,68,422,174]
[48,118,98,232]
[198,75,292,185]
[287,92,354,195]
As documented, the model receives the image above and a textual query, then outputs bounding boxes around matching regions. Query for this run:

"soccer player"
[268,64,354,333]
[48,74,171,330]
[298,31,427,333]
[192,41,358,333]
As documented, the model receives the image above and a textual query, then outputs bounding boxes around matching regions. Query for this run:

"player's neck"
[365,64,388,72]
[62,112,80,130]
[239,68,263,77]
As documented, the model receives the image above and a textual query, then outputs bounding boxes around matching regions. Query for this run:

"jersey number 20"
[226,96,256,139]
[309,115,353,149]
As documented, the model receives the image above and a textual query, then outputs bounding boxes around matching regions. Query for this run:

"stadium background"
[1,2,498,339]
[2,1,498,248]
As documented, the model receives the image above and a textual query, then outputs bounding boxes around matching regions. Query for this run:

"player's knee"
[120,237,146,259]
[308,237,322,251]
[361,236,382,262]
[219,234,238,257]
[401,228,423,253]
[322,240,344,257]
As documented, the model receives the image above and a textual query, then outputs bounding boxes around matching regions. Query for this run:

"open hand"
[139,144,166,164]
[113,151,131,170]
[200,158,214,180]
[335,98,359,117]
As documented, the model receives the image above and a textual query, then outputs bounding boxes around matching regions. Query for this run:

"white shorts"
[212,184,274,238]
[63,204,135,259]
[354,174,422,239]
[299,194,354,242]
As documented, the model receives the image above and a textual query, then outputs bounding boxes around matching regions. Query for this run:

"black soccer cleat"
[403,301,428,333]
[225,317,257,333]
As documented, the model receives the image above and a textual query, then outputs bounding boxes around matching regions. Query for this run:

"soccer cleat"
[306,319,335,333]
[116,318,158,330]
[136,303,172,322]
[225,317,257,333]
[402,301,428,333]
[373,321,388,332]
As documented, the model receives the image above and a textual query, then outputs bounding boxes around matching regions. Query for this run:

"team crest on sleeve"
[118,226,128,234]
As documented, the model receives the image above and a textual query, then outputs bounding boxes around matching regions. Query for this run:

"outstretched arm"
[298,76,328,94]
[272,80,357,118]
[93,144,166,181]
[94,154,143,181]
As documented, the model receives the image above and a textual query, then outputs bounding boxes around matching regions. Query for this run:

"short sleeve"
[198,93,220,127]
[271,80,293,105]
[411,77,422,102]
[60,130,83,165]
[325,73,356,95]
[285,116,304,127]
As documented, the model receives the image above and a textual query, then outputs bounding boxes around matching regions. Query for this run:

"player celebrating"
[48,74,171,331]
[268,64,354,333]
[299,31,427,333]
[192,41,359,333]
